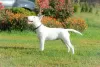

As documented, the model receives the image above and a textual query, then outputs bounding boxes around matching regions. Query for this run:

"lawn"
[0,13,100,67]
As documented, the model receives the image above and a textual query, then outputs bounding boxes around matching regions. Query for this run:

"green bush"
[10,14,28,31]
[0,8,36,32]
[0,9,12,31]
[80,2,93,13]
[74,3,80,12]
[11,7,36,16]
[81,2,89,12]
[88,6,93,13]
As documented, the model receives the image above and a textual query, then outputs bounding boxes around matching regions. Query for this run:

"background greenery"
[0,8,36,32]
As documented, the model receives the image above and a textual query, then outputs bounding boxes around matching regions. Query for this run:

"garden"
[0,0,100,67]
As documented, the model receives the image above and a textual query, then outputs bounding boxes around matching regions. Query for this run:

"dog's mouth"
[28,20,33,24]
[24,17,33,24]
[28,21,33,22]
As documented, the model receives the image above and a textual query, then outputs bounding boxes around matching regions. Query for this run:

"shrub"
[0,2,4,10]
[80,2,93,13]
[41,16,63,28]
[8,12,28,31]
[41,16,87,32]
[0,4,36,31]
[65,17,87,32]
[74,3,80,12]
[0,19,11,31]
[0,2,11,31]
[11,7,36,15]
[88,6,93,13]
[0,9,28,31]
[0,8,36,31]
[38,0,50,9]
[37,0,74,22]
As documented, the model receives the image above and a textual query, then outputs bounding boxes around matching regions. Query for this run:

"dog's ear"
[37,14,41,17]
[38,14,44,21]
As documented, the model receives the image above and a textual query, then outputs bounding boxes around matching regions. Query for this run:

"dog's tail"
[67,29,82,35]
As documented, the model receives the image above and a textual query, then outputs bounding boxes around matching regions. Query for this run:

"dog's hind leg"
[61,39,70,53]
[62,34,74,54]
[66,38,74,54]
[67,45,70,53]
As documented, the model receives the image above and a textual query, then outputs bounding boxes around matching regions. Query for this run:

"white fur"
[27,16,82,54]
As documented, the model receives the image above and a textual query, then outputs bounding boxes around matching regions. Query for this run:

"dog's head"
[27,15,43,25]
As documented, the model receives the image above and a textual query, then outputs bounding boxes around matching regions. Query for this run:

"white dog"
[27,15,82,54]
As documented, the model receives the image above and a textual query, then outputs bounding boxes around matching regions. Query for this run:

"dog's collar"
[33,24,42,31]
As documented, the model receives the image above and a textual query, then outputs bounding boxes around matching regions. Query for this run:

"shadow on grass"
[0,46,37,50]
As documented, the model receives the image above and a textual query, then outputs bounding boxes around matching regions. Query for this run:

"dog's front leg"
[39,37,45,51]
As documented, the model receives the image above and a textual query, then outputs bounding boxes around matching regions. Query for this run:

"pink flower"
[0,2,4,10]
[55,0,66,10]
[0,2,2,5]
[38,0,50,9]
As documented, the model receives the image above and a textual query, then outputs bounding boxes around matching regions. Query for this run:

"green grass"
[0,13,100,67]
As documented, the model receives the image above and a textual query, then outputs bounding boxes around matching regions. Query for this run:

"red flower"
[38,0,50,9]
[0,2,4,10]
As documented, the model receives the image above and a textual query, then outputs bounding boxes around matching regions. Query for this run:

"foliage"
[0,2,36,31]
[11,7,36,15]
[74,3,80,12]
[7,10,28,31]
[0,8,36,31]
[41,16,63,28]
[0,2,4,20]
[0,3,11,31]
[0,2,4,10]
[80,2,93,13]
[38,0,50,9]
[41,16,87,32]
[88,6,93,13]
[0,9,28,31]
[37,0,74,22]
[65,17,87,32]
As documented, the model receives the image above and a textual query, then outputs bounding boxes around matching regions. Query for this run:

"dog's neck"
[33,24,42,31]
[33,21,42,28]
